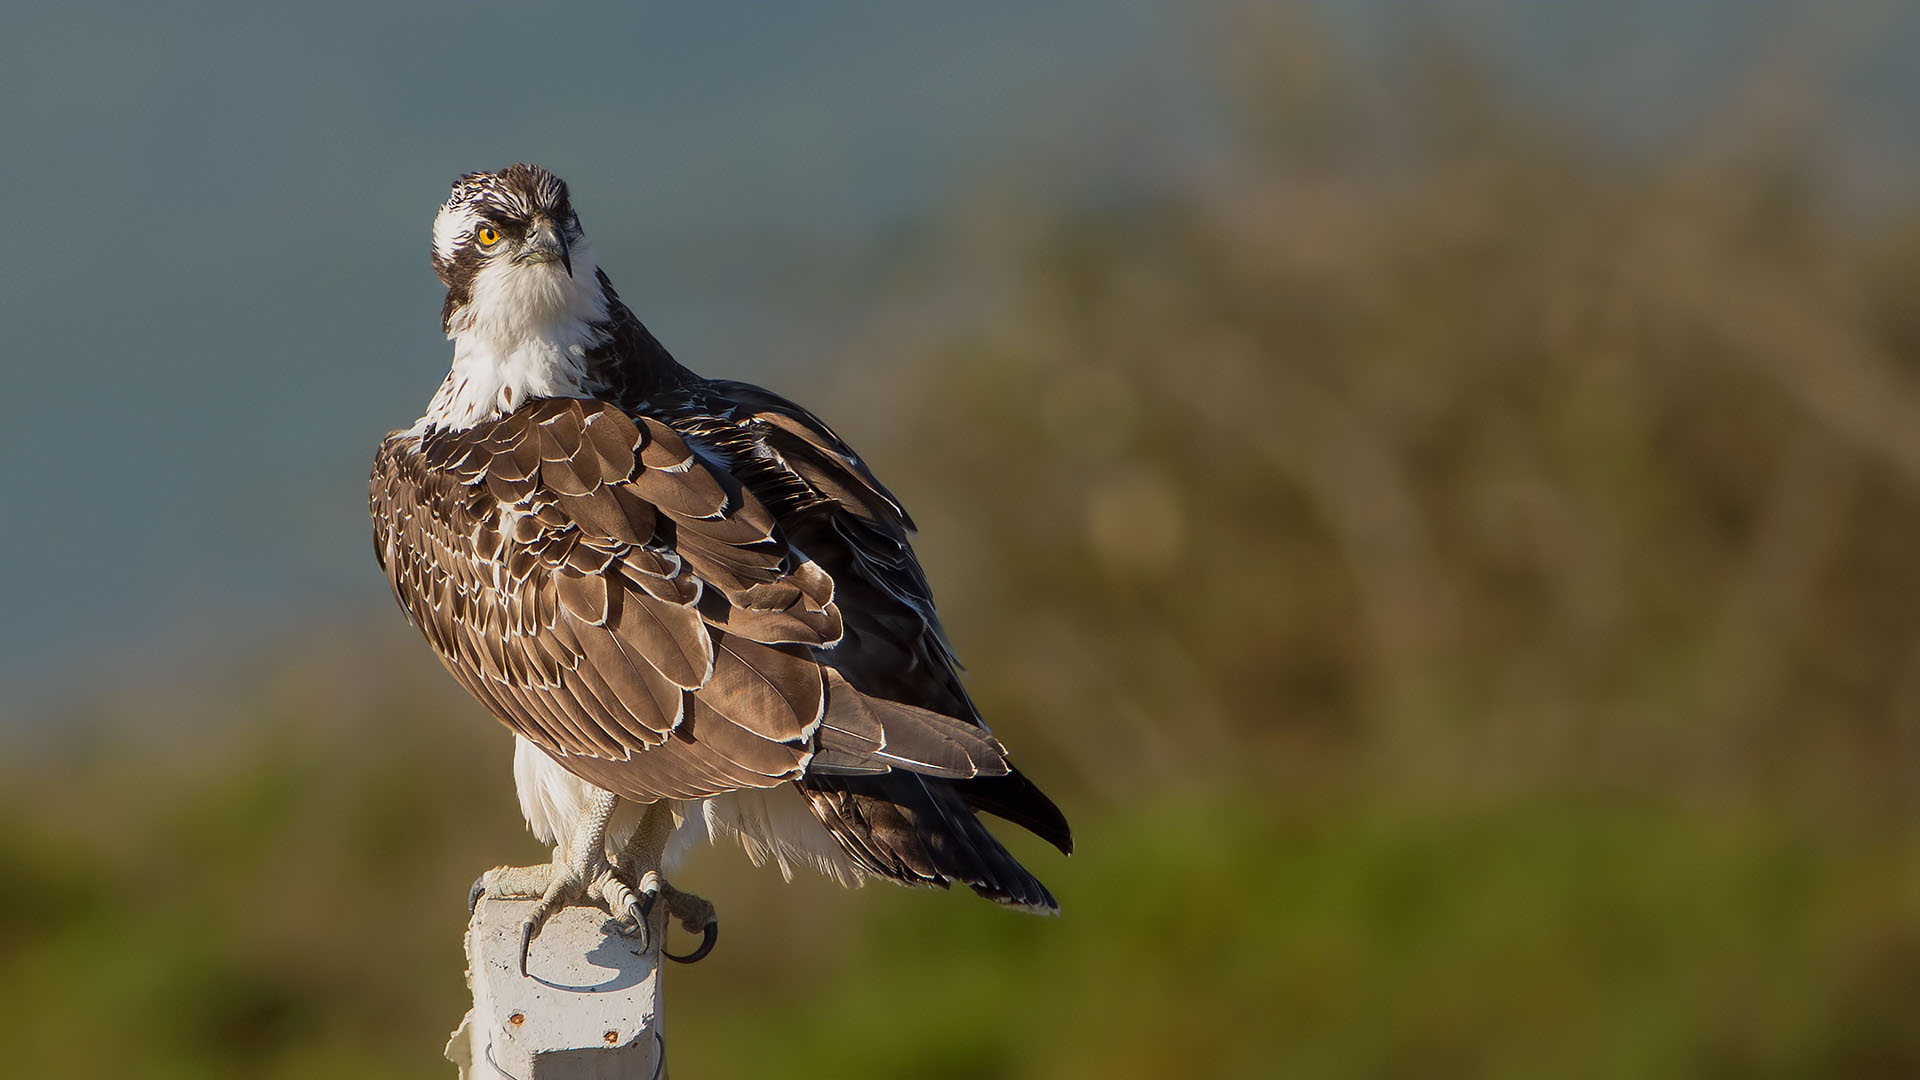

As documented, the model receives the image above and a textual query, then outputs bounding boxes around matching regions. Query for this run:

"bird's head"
[431,163,604,339]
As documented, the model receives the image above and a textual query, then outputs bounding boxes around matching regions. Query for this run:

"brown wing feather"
[371,397,832,803]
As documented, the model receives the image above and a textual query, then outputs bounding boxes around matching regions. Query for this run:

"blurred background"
[2,1,1917,1076]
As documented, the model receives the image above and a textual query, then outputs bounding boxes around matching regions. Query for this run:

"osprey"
[370,164,1070,968]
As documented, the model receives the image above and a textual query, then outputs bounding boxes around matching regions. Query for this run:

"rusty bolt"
[604,1030,619,1045]
[509,1013,525,1027]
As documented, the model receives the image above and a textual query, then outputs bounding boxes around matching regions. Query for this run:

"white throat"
[415,244,610,433]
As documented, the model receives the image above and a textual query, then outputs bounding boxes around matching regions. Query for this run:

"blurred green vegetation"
[5,17,1918,1079]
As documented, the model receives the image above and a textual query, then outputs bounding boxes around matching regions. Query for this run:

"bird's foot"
[470,847,615,977]
[468,859,556,913]
[602,865,719,964]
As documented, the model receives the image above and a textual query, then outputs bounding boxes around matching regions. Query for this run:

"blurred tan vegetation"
[4,15,1918,1078]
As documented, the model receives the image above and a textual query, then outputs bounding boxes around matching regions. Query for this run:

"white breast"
[415,241,611,433]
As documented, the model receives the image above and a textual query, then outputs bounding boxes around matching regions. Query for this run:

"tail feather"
[957,769,1074,856]
[798,772,1059,912]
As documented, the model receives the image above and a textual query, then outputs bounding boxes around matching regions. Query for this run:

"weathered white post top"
[446,896,665,1079]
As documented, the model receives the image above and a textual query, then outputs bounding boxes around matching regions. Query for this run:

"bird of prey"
[370,164,1071,968]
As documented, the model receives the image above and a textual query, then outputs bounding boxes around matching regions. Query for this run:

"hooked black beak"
[520,217,573,276]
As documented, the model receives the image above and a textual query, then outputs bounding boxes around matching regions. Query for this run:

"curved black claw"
[467,874,488,915]
[517,876,585,977]
[517,919,538,978]
[664,921,718,965]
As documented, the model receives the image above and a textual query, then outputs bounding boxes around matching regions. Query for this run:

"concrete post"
[446,896,665,1079]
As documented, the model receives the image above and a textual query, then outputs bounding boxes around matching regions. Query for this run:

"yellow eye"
[475,225,501,247]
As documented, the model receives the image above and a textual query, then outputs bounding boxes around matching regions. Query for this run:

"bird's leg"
[470,787,621,976]
[601,801,719,964]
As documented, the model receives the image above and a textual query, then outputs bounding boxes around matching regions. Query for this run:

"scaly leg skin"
[603,801,719,964]
[470,787,621,977]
